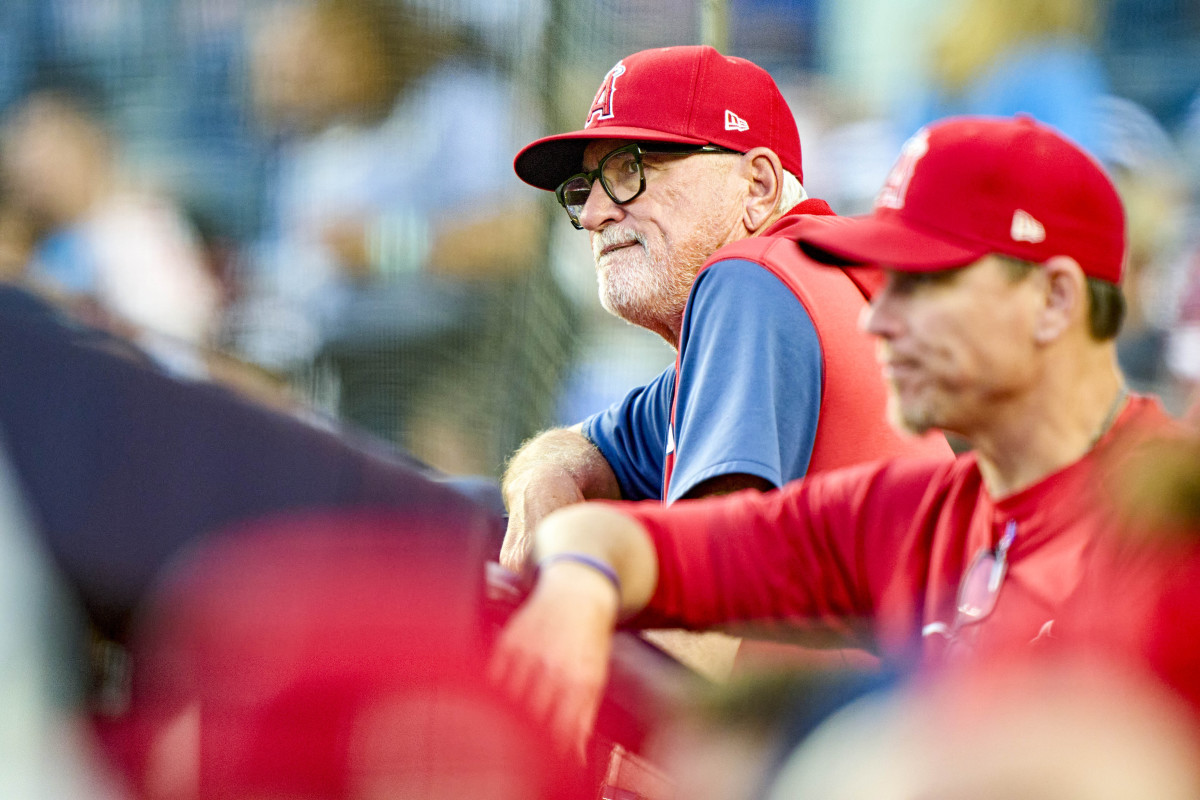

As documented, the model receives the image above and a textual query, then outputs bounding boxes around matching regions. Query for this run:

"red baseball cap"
[514,45,803,190]
[796,115,1126,284]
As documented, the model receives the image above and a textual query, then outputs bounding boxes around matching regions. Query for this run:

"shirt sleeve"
[667,259,822,502]
[623,457,949,648]
[580,365,676,501]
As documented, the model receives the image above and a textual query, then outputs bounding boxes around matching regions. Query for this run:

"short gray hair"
[777,169,806,212]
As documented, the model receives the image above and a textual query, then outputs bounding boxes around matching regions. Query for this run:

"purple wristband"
[537,552,621,597]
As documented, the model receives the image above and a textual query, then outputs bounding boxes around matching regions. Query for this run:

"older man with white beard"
[498,46,949,678]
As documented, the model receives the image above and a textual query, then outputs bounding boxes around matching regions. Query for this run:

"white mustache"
[592,227,646,261]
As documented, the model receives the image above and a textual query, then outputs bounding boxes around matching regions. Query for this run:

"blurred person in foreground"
[0,278,524,798]
[0,408,126,799]
[490,114,1186,756]
[644,659,1200,800]
[0,280,502,645]
[641,666,897,800]
[102,511,586,800]
[764,661,1200,800]
[0,279,537,796]
[499,44,950,677]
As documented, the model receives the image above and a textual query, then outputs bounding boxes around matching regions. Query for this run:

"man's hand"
[490,503,660,758]
[499,427,621,572]
[488,561,620,759]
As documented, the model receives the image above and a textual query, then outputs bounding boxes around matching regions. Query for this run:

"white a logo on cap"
[1010,209,1046,243]
[586,62,626,127]
[877,129,930,209]
[724,110,749,132]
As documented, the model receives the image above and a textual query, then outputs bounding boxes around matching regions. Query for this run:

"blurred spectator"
[1101,0,1200,131]
[1182,87,1200,193]
[1161,88,1200,420]
[645,657,1200,800]
[0,278,521,794]
[766,662,1200,800]
[807,0,1117,221]
[1093,95,1192,408]
[0,89,223,355]
[644,667,893,800]
[0,0,272,253]
[0,171,35,280]
[226,0,540,476]
[896,0,1111,157]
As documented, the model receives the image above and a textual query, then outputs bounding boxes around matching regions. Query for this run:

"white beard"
[590,225,716,342]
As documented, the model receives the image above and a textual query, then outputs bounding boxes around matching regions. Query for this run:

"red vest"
[662,202,949,498]
[663,202,951,673]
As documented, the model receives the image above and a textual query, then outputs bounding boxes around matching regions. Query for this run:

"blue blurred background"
[0,0,1197,477]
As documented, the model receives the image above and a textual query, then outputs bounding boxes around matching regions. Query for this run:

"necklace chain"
[1090,385,1128,450]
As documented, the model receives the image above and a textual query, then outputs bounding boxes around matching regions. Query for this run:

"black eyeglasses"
[554,142,741,229]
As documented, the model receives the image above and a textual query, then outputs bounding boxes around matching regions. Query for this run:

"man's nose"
[578,180,624,231]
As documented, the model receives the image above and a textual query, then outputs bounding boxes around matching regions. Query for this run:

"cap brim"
[797,215,990,272]
[513,127,709,190]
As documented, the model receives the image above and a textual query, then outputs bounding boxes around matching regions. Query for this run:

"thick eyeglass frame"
[554,141,741,229]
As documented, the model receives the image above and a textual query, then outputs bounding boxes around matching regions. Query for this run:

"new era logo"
[724,110,749,132]
[1010,209,1046,244]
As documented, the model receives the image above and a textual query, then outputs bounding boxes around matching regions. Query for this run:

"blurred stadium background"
[0,0,1198,478]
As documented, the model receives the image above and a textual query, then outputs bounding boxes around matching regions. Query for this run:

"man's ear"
[1034,256,1087,344]
[740,147,783,234]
